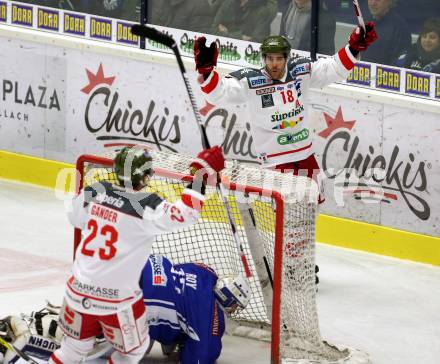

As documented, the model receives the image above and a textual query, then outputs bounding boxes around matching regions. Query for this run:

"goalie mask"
[114,146,154,189]
[214,275,250,314]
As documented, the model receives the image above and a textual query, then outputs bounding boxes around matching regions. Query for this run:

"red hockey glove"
[349,22,378,51]
[194,36,219,75]
[190,146,225,179]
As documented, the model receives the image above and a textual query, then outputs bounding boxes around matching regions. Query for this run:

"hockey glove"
[194,37,219,75]
[190,146,225,180]
[349,22,378,52]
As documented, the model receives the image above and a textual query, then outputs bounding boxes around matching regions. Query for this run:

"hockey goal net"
[73,147,369,364]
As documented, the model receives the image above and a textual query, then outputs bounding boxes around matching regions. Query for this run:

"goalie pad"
[0,308,62,363]
[0,304,111,363]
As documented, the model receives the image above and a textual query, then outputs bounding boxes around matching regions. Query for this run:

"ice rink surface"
[0,179,439,364]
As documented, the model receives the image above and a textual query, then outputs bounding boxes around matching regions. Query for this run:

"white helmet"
[214,275,250,314]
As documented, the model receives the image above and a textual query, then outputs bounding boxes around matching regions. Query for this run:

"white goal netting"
[74,147,370,364]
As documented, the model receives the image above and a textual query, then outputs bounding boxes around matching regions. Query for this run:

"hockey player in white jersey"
[194,23,378,203]
[0,255,249,364]
[194,25,378,286]
[141,254,250,364]
[49,145,225,364]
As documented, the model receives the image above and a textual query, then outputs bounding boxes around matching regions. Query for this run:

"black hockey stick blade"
[131,24,175,48]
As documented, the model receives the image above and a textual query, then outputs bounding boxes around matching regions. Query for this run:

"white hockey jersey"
[200,45,357,167]
[65,182,205,315]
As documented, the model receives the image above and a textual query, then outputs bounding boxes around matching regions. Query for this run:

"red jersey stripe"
[267,143,313,158]
[201,72,219,94]
[338,47,355,70]
[182,193,204,211]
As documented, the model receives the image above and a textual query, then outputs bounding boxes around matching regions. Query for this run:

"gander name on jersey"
[91,204,118,223]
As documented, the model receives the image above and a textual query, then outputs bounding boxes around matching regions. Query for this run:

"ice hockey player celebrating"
[194,24,378,203]
[141,254,250,364]
[49,145,225,364]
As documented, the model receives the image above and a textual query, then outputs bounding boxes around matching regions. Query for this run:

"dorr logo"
[405,72,430,97]
[64,12,86,36]
[436,76,440,99]
[0,2,7,22]
[12,3,33,26]
[90,16,112,41]
[318,106,430,220]
[37,7,59,31]
[347,63,371,87]
[116,21,138,45]
[375,66,401,91]
[81,63,181,151]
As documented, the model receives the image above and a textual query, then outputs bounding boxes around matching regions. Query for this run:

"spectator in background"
[77,0,139,21]
[17,0,68,8]
[277,0,289,12]
[280,0,336,55]
[212,0,277,43]
[362,0,411,65]
[396,18,440,74]
[151,0,221,34]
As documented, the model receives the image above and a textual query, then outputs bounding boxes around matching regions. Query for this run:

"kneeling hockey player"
[141,254,250,364]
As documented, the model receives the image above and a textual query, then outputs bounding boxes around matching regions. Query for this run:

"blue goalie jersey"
[140,255,225,364]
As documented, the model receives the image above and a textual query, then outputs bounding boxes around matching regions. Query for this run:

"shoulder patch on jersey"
[85,182,163,218]
[141,193,163,210]
[248,75,273,89]
[229,67,261,80]
[287,57,311,81]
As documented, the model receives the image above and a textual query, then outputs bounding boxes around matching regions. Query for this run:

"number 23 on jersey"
[81,219,119,260]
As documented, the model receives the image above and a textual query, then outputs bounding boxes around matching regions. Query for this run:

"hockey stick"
[352,0,366,32]
[0,336,39,364]
[131,24,252,278]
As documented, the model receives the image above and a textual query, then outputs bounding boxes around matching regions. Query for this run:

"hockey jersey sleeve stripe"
[181,188,205,212]
[201,71,219,94]
[337,45,356,70]
[50,353,63,364]
[267,142,313,159]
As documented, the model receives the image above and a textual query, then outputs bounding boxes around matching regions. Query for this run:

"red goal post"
[72,147,369,364]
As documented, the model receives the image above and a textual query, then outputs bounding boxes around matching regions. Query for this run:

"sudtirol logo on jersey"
[150,255,167,286]
[271,105,304,122]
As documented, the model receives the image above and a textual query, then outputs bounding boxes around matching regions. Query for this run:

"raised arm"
[144,146,225,234]
[194,37,248,105]
[310,22,378,89]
